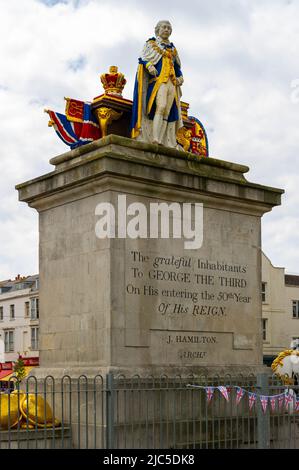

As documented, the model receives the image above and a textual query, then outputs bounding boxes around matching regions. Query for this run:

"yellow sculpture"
[271,349,299,385]
[0,391,60,430]
[95,107,123,137]
[176,127,192,152]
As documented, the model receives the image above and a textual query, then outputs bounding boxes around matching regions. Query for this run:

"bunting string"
[187,384,299,412]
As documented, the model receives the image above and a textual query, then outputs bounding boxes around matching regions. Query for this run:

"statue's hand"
[148,65,158,76]
[176,76,184,86]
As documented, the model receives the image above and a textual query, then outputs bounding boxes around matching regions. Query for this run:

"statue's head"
[155,20,172,40]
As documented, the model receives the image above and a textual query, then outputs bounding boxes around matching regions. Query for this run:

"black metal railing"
[0,373,298,449]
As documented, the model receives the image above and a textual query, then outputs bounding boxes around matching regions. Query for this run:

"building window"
[30,298,39,320]
[261,282,267,303]
[262,319,267,341]
[10,304,15,320]
[0,306,3,321]
[25,301,30,317]
[31,327,39,350]
[292,300,299,318]
[4,330,14,352]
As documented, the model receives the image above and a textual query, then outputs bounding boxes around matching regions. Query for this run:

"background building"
[0,275,39,362]
[262,253,299,365]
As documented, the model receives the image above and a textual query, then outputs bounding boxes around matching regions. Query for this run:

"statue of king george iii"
[131,20,184,148]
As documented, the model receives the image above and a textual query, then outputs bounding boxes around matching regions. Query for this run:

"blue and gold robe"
[131,37,183,140]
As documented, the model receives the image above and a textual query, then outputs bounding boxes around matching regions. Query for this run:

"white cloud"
[0,0,298,278]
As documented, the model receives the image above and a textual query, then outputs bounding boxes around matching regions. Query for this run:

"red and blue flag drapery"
[46,99,101,149]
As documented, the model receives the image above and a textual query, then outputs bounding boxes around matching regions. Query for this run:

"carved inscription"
[125,250,253,361]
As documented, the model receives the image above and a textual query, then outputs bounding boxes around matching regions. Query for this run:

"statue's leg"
[152,84,167,144]
[160,81,176,146]
[158,120,168,145]
[163,81,176,119]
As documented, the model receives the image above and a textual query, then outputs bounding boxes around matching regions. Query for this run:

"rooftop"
[285,274,299,287]
[0,275,39,295]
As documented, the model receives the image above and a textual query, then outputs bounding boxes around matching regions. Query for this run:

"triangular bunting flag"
[218,386,230,402]
[205,387,214,403]
[248,392,256,410]
[260,395,268,413]
[278,394,284,409]
[270,396,277,412]
[235,387,245,405]
[192,383,299,413]
[284,393,293,409]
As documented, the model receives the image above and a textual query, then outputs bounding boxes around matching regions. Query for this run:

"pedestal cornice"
[16,134,284,216]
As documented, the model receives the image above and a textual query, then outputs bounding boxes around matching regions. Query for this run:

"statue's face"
[158,22,172,40]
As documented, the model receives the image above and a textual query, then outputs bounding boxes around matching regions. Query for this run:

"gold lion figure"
[0,391,60,429]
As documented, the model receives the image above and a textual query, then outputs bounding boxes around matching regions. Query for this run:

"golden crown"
[100,66,127,96]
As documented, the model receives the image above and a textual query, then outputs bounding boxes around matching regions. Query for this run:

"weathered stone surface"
[16,135,284,376]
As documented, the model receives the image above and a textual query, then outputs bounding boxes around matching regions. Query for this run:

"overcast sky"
[0,0,298,279]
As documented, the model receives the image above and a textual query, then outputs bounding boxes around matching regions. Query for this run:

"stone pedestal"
[16,135,283,377]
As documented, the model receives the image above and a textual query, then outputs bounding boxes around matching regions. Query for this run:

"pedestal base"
[16,135,283,372]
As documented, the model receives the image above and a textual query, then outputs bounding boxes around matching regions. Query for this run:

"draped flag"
[270,396,277,412]
[235,387,245,406]
[218,386,230,402]
[46,100,101,149]
[248,392,256,410]
[205,387,214,403]
[65,98,85,122]
[260,395,268,414]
